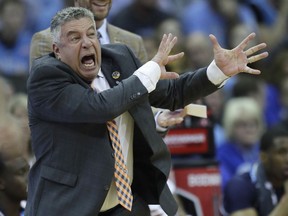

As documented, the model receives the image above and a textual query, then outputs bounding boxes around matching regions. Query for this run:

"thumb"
[160,72,179,80]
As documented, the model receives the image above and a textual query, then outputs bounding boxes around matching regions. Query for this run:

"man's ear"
[53,44,61,60]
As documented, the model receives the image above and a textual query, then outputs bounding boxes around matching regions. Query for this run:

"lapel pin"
[112,71,121,79]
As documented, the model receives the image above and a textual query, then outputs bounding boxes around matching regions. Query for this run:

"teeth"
[84,62,94,67]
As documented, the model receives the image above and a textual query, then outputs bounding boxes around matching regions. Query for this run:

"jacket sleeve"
[28,59,148,124]
[149,67,219,111]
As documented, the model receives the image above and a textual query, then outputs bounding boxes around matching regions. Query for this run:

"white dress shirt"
[97,19,110,45]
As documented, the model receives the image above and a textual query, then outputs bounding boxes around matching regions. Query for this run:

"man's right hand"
[152,34,184,80]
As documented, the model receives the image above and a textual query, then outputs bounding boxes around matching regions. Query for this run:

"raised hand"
[209,32,269,77]
[152,33,184,80]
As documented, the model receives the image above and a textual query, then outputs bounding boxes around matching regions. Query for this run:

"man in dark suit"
[29,0,185,136]
[25,7,268,216]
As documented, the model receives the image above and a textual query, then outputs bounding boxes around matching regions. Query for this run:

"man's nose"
[82,36,92,48]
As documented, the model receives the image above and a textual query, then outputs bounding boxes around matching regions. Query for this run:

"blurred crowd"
[0,0,288,215]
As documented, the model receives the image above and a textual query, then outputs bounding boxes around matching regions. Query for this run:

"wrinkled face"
[0,157,30,201]
[53,17,101,81]
[263,137,288,184]
[76,0,112,21]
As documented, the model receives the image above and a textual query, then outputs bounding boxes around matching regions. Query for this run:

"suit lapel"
[101,55,122,87]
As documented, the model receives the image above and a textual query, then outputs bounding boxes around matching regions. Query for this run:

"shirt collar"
[97,68,104,78]
[97,19,110,44]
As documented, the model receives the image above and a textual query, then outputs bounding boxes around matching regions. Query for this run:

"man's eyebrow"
[87,25,96,31]
[66,30,79,37]
[66,25,95,37]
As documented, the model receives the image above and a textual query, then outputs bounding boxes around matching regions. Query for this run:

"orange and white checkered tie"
[107,120,133,211]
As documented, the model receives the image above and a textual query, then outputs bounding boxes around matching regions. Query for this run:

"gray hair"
[50,7,95,44]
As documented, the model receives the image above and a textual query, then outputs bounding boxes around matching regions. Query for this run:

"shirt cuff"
[133,61,161,93]
[207,60,229,87]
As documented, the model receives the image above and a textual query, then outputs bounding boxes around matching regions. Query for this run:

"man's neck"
[96,20,104,30]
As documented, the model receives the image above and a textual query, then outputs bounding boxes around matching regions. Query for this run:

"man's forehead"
[61,17,95,33]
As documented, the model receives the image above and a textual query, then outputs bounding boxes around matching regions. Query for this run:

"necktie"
[107,120,133,211]
[97,32,103,44]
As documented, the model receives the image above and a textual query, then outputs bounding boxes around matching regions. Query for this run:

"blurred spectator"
[265,49,288,89]
[108,0,132,19]
[184,31,214,71]
[217,97,264,190]
[108,0,183,22]
[222,124,288,216]
[231,74,281,127]
[231,75,266,110]
[228,23,258,50]
[23,0,64,32]
[154,18,186,73]
[8,93,34,166]
[245,0,288,49]
[0,75,15,104]
[278,77,288,122]
[0,0,31,93]
[110,0,175,37]
[223,23,260,96]
[0,119,30,216]
[203,88,226,148]
[181,0,258,48]
[0,83,29,216]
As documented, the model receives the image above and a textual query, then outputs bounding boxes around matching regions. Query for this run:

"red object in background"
[164,126,215,157]
[173,161,222,216]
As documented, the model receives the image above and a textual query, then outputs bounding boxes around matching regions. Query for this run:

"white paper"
[184,104,207,118]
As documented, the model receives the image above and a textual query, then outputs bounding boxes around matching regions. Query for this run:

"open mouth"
[81,54,95,68]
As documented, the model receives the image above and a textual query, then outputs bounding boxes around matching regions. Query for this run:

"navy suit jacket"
[25,44,218,216]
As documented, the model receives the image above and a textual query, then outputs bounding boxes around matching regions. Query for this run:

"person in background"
[29,0,188,135]
[223,124,288,216]
[203,88,226,148]
[0,0,31,93]
[184,31,214,72]
[25,6,268,216]
[8,93,34,166]
[181,0,258,48]
[278,76,288,122]
[0,76,15,104]
[0,86,30,216]
[216,97,265,189]
[29,2,187,214]
[29,0,148,66]
[244,0,288,50]
[110,0,174,37]
[23,0,64,33]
